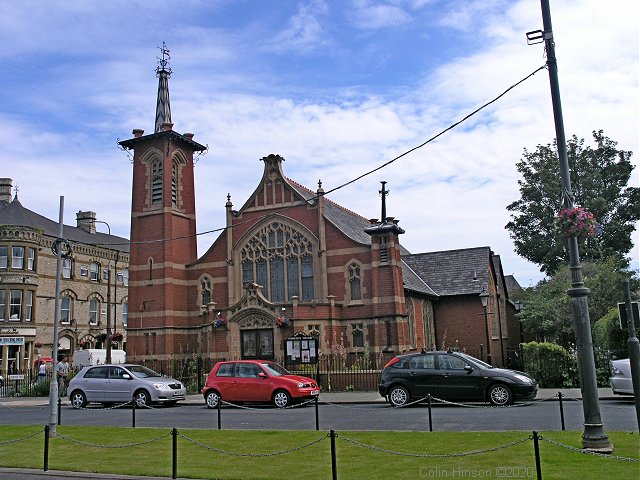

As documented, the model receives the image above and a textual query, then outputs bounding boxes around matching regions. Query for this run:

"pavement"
[0,387,621,407]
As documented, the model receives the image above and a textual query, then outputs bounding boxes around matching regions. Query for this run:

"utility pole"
[530,0,611,451]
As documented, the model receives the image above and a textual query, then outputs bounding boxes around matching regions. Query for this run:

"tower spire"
[155,42,172,133]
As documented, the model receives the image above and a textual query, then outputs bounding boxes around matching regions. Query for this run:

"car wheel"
[488,384,513,406]
[388,386,410,407]
[205,390,220,409]
[70,390,87,409]
[133,390,151,408]
[273,390,291,408]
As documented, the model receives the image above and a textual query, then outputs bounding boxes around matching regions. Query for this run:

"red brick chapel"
[119,49,521,366]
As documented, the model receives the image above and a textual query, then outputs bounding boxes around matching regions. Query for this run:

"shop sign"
[0,336,25,345]
[8,374,24,381]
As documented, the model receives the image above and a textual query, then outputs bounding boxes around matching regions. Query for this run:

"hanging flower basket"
[110,332,124,342]
[556,207,597,238]
[275,317,290,328]
[213,317,228,329]
[95,333,108,343]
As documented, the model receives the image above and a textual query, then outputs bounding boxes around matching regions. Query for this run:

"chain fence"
[0,425,637,480]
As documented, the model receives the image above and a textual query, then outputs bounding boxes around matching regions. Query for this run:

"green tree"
[506,130,639,275]
[517,256,639,348]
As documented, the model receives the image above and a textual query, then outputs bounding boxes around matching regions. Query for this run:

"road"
[0,398,635,432]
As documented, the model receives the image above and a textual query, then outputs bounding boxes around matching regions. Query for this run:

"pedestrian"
[38,361,46,383]
[56,356,69,396]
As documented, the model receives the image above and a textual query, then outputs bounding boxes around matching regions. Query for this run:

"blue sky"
[1,0,638,287]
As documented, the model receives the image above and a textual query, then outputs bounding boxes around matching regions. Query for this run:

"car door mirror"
[464,365,473,373]
[257,372,267,378]
[122,373,132,380]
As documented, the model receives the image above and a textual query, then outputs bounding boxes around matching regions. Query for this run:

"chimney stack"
[0,178,13,203]
[76,211,97,234]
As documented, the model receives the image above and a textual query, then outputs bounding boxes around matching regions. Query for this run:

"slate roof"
[401,246,493,296]
[286,178,411,254]
[401,259,438,297]
[504,275,523,292]
[0,197,129,254]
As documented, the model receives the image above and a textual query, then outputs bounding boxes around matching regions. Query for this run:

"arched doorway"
[236,311,275,360]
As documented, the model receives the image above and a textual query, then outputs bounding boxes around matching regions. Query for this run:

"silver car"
[68,364,186,408]
[609,359,634,396]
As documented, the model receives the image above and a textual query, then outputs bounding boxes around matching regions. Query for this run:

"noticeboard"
[285,335,318,364]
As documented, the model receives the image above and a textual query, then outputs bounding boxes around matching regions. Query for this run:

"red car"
[202,360,320,408]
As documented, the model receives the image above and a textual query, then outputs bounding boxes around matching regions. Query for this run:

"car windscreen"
[260,362,290,376]
[126,365,162,378]
[457,352,492,369]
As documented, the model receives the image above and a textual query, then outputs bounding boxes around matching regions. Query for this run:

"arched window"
[60,296,72,324]
[201,277,212,306]
[122,302,128,327]
[422,301,435,350]
[172,161,178,206]
[151,160,163,205]
[241,222,314,302]
[147,258,153,283]
[406,297,415,347]
[348,263,362,301]
[89,298,100,325]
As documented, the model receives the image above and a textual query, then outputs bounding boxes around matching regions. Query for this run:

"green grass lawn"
[0,426,638,480]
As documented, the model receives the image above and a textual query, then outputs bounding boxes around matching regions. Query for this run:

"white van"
[72,349,126,367]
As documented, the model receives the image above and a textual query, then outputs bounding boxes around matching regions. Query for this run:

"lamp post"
[95,220,113,364]
[526,0,611,451]
[515,301,524,344]
[479,286,492,366]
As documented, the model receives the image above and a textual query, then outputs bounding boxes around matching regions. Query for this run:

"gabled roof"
[401,246,493,296]
[0,198,129,253]
[401,259,438,297]
[504,275,523,292]
[287,177,411,253]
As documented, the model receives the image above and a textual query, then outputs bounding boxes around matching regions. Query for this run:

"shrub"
[520,342,578,388]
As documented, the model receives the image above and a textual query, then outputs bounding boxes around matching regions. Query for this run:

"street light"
[479,286,492,366]
[94,220,113,364]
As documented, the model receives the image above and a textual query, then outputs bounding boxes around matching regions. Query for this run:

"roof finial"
[379,181,388,223]
[154,42,172,133]
[13,185,19,200]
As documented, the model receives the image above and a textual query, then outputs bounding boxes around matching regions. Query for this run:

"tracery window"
[422,301,435,350]
[352,323,364,348]
[348,263,362,301]
[241,222,314,302]
[201,277,212,306]
[406,297,416,347]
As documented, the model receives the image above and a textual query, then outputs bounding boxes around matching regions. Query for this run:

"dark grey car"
[68,364,186,408]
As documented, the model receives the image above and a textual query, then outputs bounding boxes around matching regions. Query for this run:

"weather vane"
[156,41,172,76]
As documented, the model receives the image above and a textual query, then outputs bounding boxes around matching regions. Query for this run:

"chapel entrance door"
[241,330,274,360]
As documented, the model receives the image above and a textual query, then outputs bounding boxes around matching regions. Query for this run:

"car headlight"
[297,382,305,388]
[513,374,533,384]
[611,366,622,376]
[152,383,169,390]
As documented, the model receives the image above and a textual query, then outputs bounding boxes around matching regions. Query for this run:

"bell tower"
[119,43,207,359]
[364,181,408,351]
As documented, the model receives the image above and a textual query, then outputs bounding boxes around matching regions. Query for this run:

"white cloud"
[1,0,637,289]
